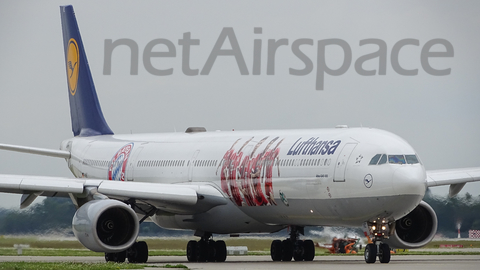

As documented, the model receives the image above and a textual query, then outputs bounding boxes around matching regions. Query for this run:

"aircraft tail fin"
[60,5,113,137]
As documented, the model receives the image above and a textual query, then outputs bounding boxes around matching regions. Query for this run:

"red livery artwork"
[217,137,283,207]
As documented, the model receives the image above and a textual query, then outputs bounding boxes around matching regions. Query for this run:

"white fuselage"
[61,127,427,234]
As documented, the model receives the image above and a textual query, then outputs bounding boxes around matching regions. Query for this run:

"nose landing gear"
[364,242,391,263]
[363,220,393,264]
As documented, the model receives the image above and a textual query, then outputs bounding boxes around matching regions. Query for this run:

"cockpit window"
[388,155,406,164]
[405,155,419,164]
[378,154,387,165]
[369,154,382,165]
[369,154,419,165]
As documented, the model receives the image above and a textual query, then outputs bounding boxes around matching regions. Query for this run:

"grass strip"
[0,262,145,270]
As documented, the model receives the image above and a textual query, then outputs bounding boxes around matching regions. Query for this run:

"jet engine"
[72,199,139,253]
[384,200,438,249]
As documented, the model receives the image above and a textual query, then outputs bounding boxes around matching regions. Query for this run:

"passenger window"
[369,154,382,165]
[388,155,406,164]
[378,154,387,165]
[405,155,419,164]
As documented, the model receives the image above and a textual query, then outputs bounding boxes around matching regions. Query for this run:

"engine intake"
[72,199,139,253]
[384,200,438,249]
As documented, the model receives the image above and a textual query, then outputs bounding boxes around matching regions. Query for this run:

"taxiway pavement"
[0,255,479,270]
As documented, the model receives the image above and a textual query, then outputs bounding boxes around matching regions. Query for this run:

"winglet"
[60,5,113,137]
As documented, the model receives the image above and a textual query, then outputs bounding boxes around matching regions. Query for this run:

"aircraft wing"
[0,143,70,159]
[426,167,480,197]
[0,174,227,213]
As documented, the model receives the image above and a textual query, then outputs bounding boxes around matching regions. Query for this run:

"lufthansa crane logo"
[67,38,79,96]
[364,174,373,188]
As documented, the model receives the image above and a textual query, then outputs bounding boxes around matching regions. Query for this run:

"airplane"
[1,4,480,264]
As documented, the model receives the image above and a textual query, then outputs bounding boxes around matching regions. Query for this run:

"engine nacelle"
[72,199,139,253]
[384,200,438,249]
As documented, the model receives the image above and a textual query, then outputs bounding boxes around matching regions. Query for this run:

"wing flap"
[98,181,227,214]
[98,181,198,206]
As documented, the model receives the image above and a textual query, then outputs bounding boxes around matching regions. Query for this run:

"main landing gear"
[363,220,392,264]
[186,234,227,262]
[105,241,149,263]
[270,226,315,262]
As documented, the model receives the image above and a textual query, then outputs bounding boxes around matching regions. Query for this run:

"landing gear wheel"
[207,240,217,262]
[293,240,304,261]
[137,241,149,263]
[105,253,114,262]
[196,240,208,262]
[303,240,315,261]
[270,233,315,262]
[115,251,126,263]
[271,240,282,261]
[281,240,293,261]
[127,241,149,263]
[186,240,197,262]
[215,240,227,262]
[378,243,391,263]
[364,243,377,264]
[105,251,126,263]
[186,238,227,262]
[127,243,138,263]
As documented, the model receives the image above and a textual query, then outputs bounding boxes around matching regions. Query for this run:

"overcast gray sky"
[1,1,480,209]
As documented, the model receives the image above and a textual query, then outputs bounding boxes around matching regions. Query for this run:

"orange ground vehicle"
[317,237,360,254]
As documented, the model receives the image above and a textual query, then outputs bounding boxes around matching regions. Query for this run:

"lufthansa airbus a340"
[1,5,479,264]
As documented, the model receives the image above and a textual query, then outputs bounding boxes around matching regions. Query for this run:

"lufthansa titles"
[287,137,341,156]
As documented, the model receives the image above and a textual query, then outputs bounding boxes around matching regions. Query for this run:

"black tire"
[196,240,208,262]
[303,240,315,261]
[108,251,126,263]
[128,242,148,263]
[136,241,148,263]
[215,240,227,262]
[207,240,217,262]
[281,240,293,261]
[293,240,304,261]
[127,243,138,263]
[271,240,282,261]
[117,251,127,263]
[364,243,377,264]
[105,252,114,262]
[378,243,391,263]
[187,240,197,262]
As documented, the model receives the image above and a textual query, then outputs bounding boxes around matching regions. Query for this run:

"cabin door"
[333,143,357,182]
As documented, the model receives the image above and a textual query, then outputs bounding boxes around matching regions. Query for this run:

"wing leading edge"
[0,143,70,159]
[426,167,480,197]
[0,174,227,214]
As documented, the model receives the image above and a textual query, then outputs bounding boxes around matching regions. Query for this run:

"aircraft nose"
[392,166,426,197]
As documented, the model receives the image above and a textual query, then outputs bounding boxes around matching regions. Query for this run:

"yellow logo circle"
[67,38,79,96]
